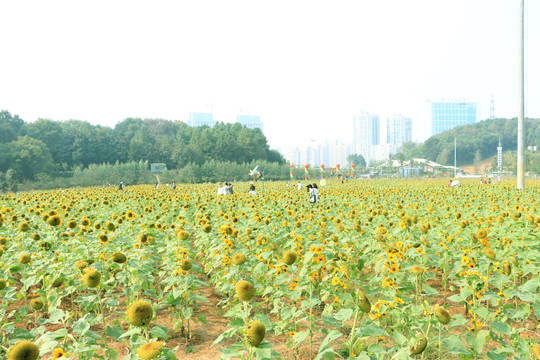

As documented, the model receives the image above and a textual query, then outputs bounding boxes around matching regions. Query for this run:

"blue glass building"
[187,112,216,127]
[236,114,263,131]
[431,101,478,135]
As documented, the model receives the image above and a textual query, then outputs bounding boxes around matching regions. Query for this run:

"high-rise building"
[187,112,216,127]
[353,111,380,165]
[236,114,263,131]
[431,100,478,135]
[387,115,412,145]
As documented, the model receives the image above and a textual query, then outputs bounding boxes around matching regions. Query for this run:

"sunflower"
[8,341,40,360]
[127,300,154,327]
[235,280,256,302]
[19,253,31,264]
[51,347,67,359]
[98,233,109,244]
[47,215,62,227]
[245,321,266,347]
[476,229,488,240]
[389,264,399,273]
[137,341,163,360]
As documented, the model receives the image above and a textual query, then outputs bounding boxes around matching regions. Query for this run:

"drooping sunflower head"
[51,277,64,288]
[18,222,31,232]
[137,341,163,360]
[357,290,371,313]
[235,280,256,302]
[19,253,31,264]
[283,250,297,265]
[8,340,40,360]
[47,215,62,227]
[484,248,496,260]
[30,298,44,311]
[433,305,451,324]
[180,259,192,271]
[127,300,154,327]
[112,252,127,264]
[232,253,246,265]
[177,230,190,241]
[245,321,266,347]
[83,268,101,288]
[202,223,212,233]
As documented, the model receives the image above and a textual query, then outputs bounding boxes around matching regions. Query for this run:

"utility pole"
[454,137,457,178]
[517,0,525,189]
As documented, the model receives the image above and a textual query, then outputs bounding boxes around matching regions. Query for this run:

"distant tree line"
[0,110,285,189]
[396,117,540,166]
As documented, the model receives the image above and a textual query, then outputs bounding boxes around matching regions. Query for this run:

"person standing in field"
[310,183,319,204]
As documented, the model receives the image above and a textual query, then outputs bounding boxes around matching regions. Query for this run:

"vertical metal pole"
[517,0,525,189]
[454,137,457,178]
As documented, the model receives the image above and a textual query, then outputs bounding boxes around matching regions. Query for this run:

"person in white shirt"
[249,184,257,195]
[309,183,319,203]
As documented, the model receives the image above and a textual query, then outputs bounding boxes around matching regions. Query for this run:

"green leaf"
[490,319,511,335]
[334,308,353,322]
[322,314,341,328]
[358,325,387,337]
[443,335,470,355]
[197,312,207,324]
[487,351,508,360]
[150,324,170,339]
[519,278,540,293]
[106,325,123,341]
[318,329,341,352]
[118,327,141,339]
[393,330,407,345]
[423,285,439,296]
[469,330,489,354]
[72,319,91,336]
[293,330,310,346]
[448,294,464,303]
[474,306,490,320]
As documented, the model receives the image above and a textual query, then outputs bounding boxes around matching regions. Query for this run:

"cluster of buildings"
[285,99,479,167]
[185,99,480,169]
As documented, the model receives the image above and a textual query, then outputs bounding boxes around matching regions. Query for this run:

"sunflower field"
[0,180,539,360]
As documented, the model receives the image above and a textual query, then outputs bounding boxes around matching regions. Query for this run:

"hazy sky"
[1,0,538,150]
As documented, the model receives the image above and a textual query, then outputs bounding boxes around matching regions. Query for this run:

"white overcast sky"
[1,0,538,150]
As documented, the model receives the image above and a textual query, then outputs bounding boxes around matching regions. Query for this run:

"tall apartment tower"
[236,114,264,131]
[431,99,478,135]
[353,111,380,165]
[187,112,216,127]
[387,115,412,146]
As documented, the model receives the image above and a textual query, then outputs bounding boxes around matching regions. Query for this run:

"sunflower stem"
[97,288,108,348]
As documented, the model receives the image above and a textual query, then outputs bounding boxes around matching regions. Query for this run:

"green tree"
[347,154,366,167]
[0,110,24,143]
[9,136,54,180]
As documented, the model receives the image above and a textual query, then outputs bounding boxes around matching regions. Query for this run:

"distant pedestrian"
[119,182,124,191]
[297,182,303,190]
[172,181,176,190]
[309,183,319,204]
[249,185,257,195]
